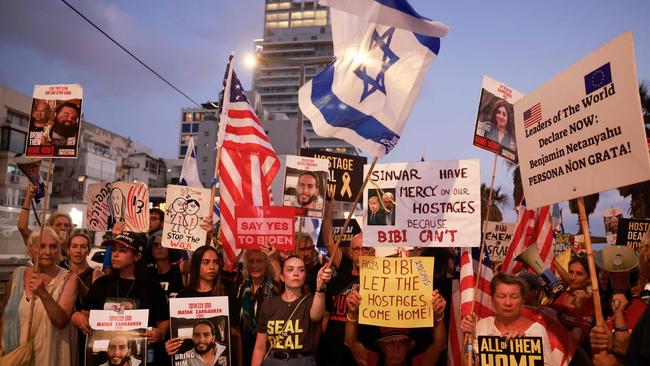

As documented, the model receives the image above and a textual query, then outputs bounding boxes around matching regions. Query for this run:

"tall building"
[178,103,219,188]
[252,0,356,154]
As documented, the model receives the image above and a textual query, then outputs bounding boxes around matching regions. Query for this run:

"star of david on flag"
[298,0,449,157]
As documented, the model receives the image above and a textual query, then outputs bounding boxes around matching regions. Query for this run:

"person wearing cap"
[71,232,170,364]
[344,288,447,366]
[460,272,553,366]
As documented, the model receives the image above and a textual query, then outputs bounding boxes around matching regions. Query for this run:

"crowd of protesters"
[1,186,649,366]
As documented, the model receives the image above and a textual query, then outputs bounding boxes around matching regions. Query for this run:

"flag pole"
[211,53,236,246]
[27,157,53,344]
[325,156,378,270]
[576,196,606,327]
[464,152,498,366]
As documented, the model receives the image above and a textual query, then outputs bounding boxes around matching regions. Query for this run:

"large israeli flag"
[299,0,449,157]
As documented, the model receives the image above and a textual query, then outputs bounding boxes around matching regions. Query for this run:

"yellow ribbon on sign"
[340,171,352,198]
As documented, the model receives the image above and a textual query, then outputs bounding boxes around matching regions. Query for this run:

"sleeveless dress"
[17,266,78,366]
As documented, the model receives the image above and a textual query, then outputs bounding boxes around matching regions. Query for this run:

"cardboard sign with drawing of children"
[162,184,212,251]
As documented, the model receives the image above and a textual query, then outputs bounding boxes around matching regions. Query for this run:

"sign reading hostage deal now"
[515,32,650,208]
[301,148,367,202]
[235,206,295,250]
[363,160,480,247]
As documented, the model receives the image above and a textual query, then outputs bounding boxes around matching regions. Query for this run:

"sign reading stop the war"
[235,206,295,250]
[515,32,650,208]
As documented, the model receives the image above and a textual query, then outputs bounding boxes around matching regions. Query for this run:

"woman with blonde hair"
[1,226,79,365]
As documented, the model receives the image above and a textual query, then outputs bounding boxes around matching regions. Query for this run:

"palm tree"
[617,82,650,218]
[481,183,509,222]
[568,193,600,234]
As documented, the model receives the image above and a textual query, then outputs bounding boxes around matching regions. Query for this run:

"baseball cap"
[375,328,415,347]
[103,232,146,252]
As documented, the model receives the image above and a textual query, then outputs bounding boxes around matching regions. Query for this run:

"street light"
[245,51,333,155]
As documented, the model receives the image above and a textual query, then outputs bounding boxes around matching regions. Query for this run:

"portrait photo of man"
[178,320,227,366]
[296,171,324,211]
[49,101,81,146]
[98,333,141,366]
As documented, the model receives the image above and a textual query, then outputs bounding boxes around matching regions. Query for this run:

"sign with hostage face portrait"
[26,84,83,158]
[86,309,148,366]
[282,155,329,218]
[169,297,231,366]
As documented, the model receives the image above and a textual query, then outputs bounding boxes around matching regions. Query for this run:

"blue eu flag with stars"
[584,62,612,95]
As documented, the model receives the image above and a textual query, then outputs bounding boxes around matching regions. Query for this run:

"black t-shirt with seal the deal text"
[256,294,316,353]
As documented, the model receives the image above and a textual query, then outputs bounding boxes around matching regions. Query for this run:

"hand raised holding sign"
[316,265,333,292]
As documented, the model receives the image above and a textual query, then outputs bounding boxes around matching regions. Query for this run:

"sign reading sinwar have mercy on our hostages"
[516,32,650,208]
[359,256,435,328]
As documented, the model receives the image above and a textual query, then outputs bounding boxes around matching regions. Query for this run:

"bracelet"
[614,326,628,333]
[346,313,358,322]
[434,314,445,323]
[21,207,30,211]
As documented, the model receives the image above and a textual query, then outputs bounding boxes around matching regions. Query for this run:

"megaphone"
[594,245,638,292]
[515,245,564,303]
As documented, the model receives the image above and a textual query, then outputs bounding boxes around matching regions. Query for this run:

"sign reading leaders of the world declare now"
[515,32,650,208]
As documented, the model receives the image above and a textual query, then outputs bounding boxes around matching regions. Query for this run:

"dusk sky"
[1,0,649,235]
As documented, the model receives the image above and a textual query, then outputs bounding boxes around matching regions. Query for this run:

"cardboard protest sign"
[363,160,480,247]
[282,155,329,218]
[359,256,435,328]
[87,309,148,366]
[26,84,83,158]
[170,297,231,366]
[484,222,514,263]
[317,218,361,248]
[603,207,624,245]
[301,148,367,202]
[85,182,150,232]
[477,336,544,366]
[162,184,211,251]
[616,218,650,249]
[554,233,574,258]
[515,32,650,208]
[235,206,295,250]
[473,76,525,162]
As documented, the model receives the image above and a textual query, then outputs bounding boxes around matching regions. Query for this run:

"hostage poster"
[363,160,481,247]
[169,297,231,366]
[26,84,83,158]
[282,155,329,218]
[162,184,212,251]
[514,32,650,208]
[86,309,149,366]
[473,76,524,162]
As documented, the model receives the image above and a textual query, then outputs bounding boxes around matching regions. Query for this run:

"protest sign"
[169,297,231,366]
[484,221,515,263]
[301,148,367,202]
[616,218,650,249]
[235,206,295,250]
[85,182,149,232]
[515,32,650,208]
[477,336,545,366]
[603,207,624,245]
[26,84,83,158]
[282,155,329,218]
[554,233,574,258]
[363,160,480,247]
[162,184,211,251]
[473,76,525,162]
[359,256,435,328]
[87,309,148,366]
[317,218,361,248]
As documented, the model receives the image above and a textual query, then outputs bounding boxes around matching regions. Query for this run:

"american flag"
[501,200,556,274]
[523,102,542,128]
[448,247,494,366]
[217,56,280,271]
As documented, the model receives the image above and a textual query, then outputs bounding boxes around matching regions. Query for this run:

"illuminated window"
[315,10,327,19]
[278,2,291,9]
[291,12,302,19]
[266,3,278,10]
[302,11,314,18]
[315,18,327,26]
[267,12,289,21]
